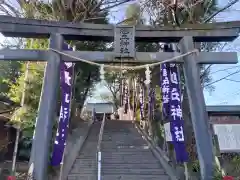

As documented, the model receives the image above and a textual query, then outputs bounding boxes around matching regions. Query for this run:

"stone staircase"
[67,121,101,180]
[101,120,170,180]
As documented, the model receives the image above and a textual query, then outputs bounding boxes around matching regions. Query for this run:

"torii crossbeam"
[0,15,239,42]
[0,49,237,64]
[0,15,239,180]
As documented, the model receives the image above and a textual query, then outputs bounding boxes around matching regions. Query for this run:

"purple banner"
[169,63,188,163]
[51,44,73,166]
[161,63,170,118]
[123,79,128,114]
[139,85,144,121]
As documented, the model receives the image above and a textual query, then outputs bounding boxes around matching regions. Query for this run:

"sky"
[89,0,240,105]
[203,0,240,105]
[0,0,240,105]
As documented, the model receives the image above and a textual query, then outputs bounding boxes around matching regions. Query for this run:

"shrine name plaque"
[213,124,240,152]
[114,26,135,58]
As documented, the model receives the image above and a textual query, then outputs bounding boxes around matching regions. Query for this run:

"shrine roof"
[207,105,240,116]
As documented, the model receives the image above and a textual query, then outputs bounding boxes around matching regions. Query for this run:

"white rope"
[49,48,199,70]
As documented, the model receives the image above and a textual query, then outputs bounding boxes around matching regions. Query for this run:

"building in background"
[82,102,115,121]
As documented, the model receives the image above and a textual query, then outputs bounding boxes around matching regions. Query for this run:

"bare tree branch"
[203,0,240,23]
[100,0,132,13]
[3,1,21,17]
[90,0,105,14]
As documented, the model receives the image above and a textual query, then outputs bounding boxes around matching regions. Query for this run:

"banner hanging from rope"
[139,84,144,121]
[161,62,188,163]
[161,63,170,118]
[169,63,188,163]
[51,44,74,166]
[123,79,129,114]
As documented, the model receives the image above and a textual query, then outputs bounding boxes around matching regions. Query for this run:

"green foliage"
[18,136,32,160]
[0,61,22,96]
[0,1,114,162]
[189,160,224,179]
[5,0,110,132]
[7,39,47,133]
[103,71,121,108]
[228,155,240,175]
[136,108,141,122]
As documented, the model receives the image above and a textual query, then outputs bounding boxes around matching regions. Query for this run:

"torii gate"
[0,15,239,180]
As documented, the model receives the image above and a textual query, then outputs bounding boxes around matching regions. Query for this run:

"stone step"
[67,174,96,180]
[78,154,97,158]
[67,122,100,180]
[70,160,96,173]
[79,147,98,151]
[101,155,157,159]
[101,156,157,161]
[102,142,146,144]
[73,158,96,162]
[101,147,151,151]
[99,120,171,180]
[68,120,171,180]
[102,139,143,141]
[103,132,140,134]
[102,139,144,142]
[77,154,96,158]
[101,174,170,180]
[102,163,161,169]
[102,159,159,164]
[101,145,148,149]
[102,168,166,175]
[78,151,97,155]
[102,135,143,138]
[103,135,141,137]
[102,139,144,141]
[78,149,97,153]
[101,152,154,156]
[70,168,96,174]
[71,163,96,169]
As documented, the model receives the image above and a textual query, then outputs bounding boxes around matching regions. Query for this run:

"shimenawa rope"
[49,48,199,70]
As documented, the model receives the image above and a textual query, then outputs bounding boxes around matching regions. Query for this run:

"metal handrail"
[96,113,106,180]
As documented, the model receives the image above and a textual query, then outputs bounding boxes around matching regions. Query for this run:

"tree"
[139,0,240,172]
[104,71,121,109]
[0,61,22,96]
[7,39,48,162]
[0,0,134,162]
[0,0,133,121]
